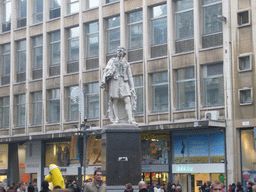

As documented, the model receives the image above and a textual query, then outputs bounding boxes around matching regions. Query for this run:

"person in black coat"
[138,181,148,192]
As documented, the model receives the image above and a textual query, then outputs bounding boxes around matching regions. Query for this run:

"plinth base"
[101,124,142,187]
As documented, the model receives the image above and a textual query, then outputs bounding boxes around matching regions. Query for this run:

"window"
[0,97,9,128]
[67,27,79,73]
[17,0,27,28]
[16,40,26,82]
[176,67,195,110]
[48,89,60,123]
[33,0,43,24]
[85,83,99,119]
[151,72,168,112]
[1,44,10,85]
[203,63,224,107]
[150,4,167,58]
[239,88,252,105]
[127,10,143,62]
[86,0,99,9]
[202,0,223,48]
[175,0,194,53]
[15,94,26,126]
[49,31,60,76]
[238,54,252,72]
[67,0,79,15]
[238,10,250,27]
[32,35,43,79]
[50,0,61,19]
[106,0,118,3]
[66,86,79,121]
[31,91,42,125]
[2,0,11,32]
[134,76,143,114]
[106,16,120,54]
[86,21,99,70]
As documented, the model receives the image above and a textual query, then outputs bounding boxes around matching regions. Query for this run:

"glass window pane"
[88,22,99,33]
[108,28,120,53]
[18,51,26,72]
[152,4,167,18]
[69,2,79,14]
[88,0,99,9]
[129,23,143,49]
[203,4,222,34]
[210,133,225,163]
[175,0,193,12]
[3,2,12,22]
[177,81,195,109]
[202,0,221,5]
[108,17,120,28]
[176,11,194,40]
[35,0,43,13]
[129,11,143,23]
[151,17,167,45]
[88,34,99,57]
[173,135,188,164]
[68,39,79,62]
[51,0,61,8]
[207,63,223,76]
[51,43,60,65]
[69,27,79,38]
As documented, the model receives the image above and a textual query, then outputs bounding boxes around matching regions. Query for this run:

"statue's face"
[116,48,125,57]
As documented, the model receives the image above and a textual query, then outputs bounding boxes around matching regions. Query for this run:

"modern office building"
[0,0,254,191]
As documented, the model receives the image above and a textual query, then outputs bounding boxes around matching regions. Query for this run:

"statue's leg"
[124,97,135,124]
[112,99,119,123]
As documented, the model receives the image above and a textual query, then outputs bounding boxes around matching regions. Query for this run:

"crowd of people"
[2,175,256,192]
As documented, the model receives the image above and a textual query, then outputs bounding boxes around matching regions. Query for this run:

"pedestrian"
[247,182,253,192]
[40,180,51,192]
[0,181,6,192]
[124,183,133,192]
[138,181,148,192]
[28,182,35,192]
[83,170,106,192]
[200,185,206,192]
[169,184,177,192]
[236,182,245,192]
[205,181,211,192]
[17,182,27,192]
[252,185,256,192]
[211,181,223,192]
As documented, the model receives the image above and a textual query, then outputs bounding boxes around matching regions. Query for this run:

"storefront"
[240,128,256,189]
[0,144,8,188]
[172,128,226,192]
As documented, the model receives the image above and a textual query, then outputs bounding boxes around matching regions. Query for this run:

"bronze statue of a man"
[101,46,136,124]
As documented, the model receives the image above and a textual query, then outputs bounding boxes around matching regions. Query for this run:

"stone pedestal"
[101,124,141,191]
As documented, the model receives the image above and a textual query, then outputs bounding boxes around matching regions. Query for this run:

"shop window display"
[141,131,169,165]
[86,135,102,165]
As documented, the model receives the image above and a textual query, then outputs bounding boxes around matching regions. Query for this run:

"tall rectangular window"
[151,72,168,112]
[48,89,60,123]
[49,31,60,76]
[86,21,99,70]
[202,0,222,48]
[17,0,27,28]
[67,0,79,15]
[0,97,9,128]
[203,63,224,107]
[106,16,120,54]
[32,35,43,79]
[85,83,99,119]
[175,0,194,53]
[66,86,79,121]
[31,91,42,125]
[67,27,79,73]
[176,67,195,110]
[1,44,10,85]
[127,10,143,62]
[86,0,99,9]
[50,0,61,19]
[33,0,43,24]
[134,76,143,114]
[15,94,26,126]
[2,0,11,32]
[150,4,167,58]
[16,40,26,82]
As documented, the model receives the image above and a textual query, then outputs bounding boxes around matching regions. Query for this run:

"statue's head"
[116,46,126,57]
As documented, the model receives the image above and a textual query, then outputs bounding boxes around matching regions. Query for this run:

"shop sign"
[175,166,193,172]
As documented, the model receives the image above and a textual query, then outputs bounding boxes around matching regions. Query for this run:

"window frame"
[127,10,143,50]
[106,16,120,54]
[32,35,43,70]
[151,71,169,112]
[0,96,9,129]
[31,91,42,125]
[17,0,27,28]
[15,94,26,127]
[86,21,99,59]
[33,0,43,24]
[85,82,99,119]
[67,26,79,73]
[67,0,79,15]
[238,53,252,72]
[175,67,195,110]
[134,75,144,114]
[66,86,79,122]
[1,43,11,85]
[239,88,253,106]
[237,9,251,27]
[2,0,12,32]
[48,89,60,123]
[49,31,61,76]
[85,0,99,10]
[49,0,61,19]
[16,39,26,82]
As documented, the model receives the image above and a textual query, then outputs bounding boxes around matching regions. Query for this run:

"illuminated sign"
[175,166,193,172]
